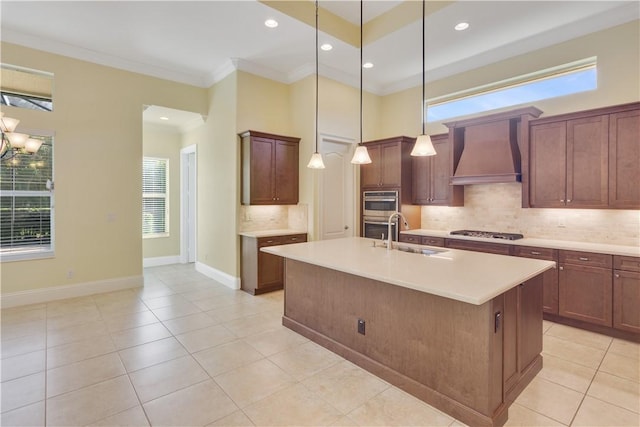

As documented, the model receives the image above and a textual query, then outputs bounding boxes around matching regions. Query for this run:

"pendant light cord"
[315,0,319,153]
[360,0,363,145]
[421,0,426,135]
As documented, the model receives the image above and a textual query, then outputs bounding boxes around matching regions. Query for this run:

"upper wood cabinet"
[240,130,300,205]
[527,102,639,209]
[411,134,463,206]
[609,109,640,208]
[360,136,415,203]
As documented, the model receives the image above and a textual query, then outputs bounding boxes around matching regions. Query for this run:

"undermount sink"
[397,245,448,256]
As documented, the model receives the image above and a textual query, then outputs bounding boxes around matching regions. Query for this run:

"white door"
[319,135,355,240]
[181,146,197,263]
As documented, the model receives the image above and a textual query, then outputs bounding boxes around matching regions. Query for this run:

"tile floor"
[1,263,639,426]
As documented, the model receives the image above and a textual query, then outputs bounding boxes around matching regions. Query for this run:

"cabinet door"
[513,246,559,315]
[399,233,421,244]
[529,121,567,207]
[380,142,402,187]
[249,137,276,204]
[566,115,609,208]
[609,109,640,208]
[559,264,612,326]
[411,155,431,204]
[430,137,451,205]
[613,269,640,333]
[360,145,382,188]
[257,237,284,289]
[274,140,299,204]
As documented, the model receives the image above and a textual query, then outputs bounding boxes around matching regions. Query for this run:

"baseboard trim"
[1,275,144,308]
[195,262,240,290]
[143,255,181,268]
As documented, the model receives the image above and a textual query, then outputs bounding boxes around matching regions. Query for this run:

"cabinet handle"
[494,311,502,333]
[530,251,541,255]
[266,240,274,243]
[579,257,589,261]
[291,237,297,241]
[615,273,620,278]
[560,199,565,202]
[567,199,571,203]
[559,266,564,270]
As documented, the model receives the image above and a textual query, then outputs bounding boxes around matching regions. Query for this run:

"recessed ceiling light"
[265,19,278,28]
[454,22,469,31]
[320,43,333,51]
[362,62,374,69]
[159,116,169,121]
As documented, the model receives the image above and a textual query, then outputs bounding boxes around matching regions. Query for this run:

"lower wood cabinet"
[613,255,640,333]
[513,246,559,315]
[241,233,307,295]
[558,250,613,327]
[445,238,512,255]
[398,234,445,247]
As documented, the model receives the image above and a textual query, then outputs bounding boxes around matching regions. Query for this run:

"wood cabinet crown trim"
[529,102,640,126]
[238,130,301,143]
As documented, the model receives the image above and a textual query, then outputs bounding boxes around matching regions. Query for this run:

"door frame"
[317,133,357,240]
[180,144,197,263]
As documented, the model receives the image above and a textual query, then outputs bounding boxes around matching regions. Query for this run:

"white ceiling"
[2,0,638,128]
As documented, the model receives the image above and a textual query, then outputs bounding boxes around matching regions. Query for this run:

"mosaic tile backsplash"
[420,183,640,247]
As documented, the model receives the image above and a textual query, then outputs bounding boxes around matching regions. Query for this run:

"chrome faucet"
[387,211,409,251]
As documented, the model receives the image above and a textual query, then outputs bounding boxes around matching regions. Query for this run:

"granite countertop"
[401,229,640,257]
[239,229,307,238]
[262,237,555,306]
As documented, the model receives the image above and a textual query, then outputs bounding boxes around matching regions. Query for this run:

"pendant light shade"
[350,0,371,165]
[307,0,325,169]
[411,0,436,157]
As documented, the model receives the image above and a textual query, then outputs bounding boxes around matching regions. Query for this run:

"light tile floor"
[1,263,639,426]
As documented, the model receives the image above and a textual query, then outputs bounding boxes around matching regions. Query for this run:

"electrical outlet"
[357,319,366,335]
[67,270,75,279]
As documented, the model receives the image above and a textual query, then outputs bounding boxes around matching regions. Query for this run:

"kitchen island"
[262,237,556,427]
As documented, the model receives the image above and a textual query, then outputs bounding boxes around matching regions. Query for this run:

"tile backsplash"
[239,204,308,233]
[421,183,640,247]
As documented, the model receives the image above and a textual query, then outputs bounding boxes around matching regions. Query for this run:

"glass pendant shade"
[6,132,29,148]
[25,138,43,154]
[411,134,436,156]
[0,116,20,133]
[351,145,372,164]
[307,151,325,169]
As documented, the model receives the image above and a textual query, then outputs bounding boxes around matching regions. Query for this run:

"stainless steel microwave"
[362,190,399,219]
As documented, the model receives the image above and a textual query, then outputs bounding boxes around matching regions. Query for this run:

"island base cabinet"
[283,259,543,427]
[613,269,640,333]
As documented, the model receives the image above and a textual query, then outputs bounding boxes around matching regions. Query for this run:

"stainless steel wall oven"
[362,190,399,241]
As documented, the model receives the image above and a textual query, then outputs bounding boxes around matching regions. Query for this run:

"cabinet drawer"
[512,246,557,261]
[614,255,640,272]
[445,239,512,255]
[282,234,307,245]
[421,236,445,247]
[560,250,612,268]
[257,236,284,247]
[399,234,422,244]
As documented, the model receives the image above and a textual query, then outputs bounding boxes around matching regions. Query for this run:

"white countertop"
[262,237,555,306]
[402,229,640,257]
[239,229,307,238]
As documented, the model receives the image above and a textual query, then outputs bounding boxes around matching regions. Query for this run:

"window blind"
[0,138,54,255]
[142,157,169,236]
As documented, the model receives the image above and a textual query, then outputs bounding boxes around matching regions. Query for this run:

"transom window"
[142,157,169,238]
[427,58,598,123]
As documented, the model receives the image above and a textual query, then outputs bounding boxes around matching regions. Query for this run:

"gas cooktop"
[450,230,524,240]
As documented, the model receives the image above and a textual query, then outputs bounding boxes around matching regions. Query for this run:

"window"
[427,58,597,123]
[0,64,54,112]
[142,157,169,238]
[0,137,54,260]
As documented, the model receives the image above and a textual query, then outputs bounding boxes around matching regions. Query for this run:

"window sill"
[0,249,55,263]
[143,233,170,239]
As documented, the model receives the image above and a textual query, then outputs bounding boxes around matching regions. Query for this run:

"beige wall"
[142,124,182,259]
[0,42,207,295]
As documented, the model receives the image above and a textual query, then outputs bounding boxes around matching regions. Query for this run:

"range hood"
[446,107,543,185]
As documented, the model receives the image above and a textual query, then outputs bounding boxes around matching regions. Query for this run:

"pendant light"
[307,0,326,169]
[351,0,372,165]
[410,0,436,157]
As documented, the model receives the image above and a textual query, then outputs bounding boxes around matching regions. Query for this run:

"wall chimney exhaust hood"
[445,107,543,185]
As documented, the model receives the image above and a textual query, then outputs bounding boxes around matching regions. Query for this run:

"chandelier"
[0,112,44,160]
